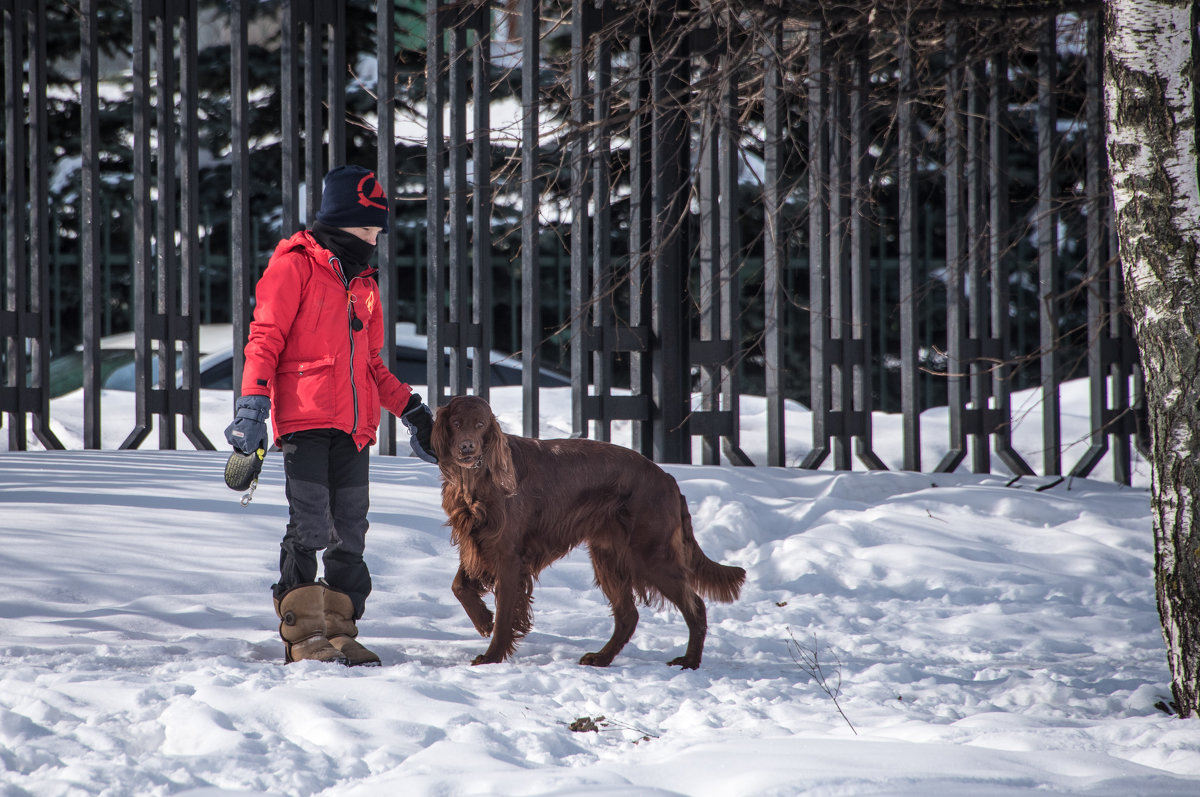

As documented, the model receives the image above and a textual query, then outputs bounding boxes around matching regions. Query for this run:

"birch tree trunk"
[1105,0,1200,715]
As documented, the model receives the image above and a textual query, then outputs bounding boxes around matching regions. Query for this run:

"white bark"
[1105,0,1200,714]
[1106,4,1200,261]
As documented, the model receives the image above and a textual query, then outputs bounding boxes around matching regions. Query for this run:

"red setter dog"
[432,395,745,669]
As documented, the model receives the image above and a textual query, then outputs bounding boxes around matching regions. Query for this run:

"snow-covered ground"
[3,383,1197,796]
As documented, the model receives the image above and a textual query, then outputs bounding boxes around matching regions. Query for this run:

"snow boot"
[274,583,348,665]
[322,585,381,667]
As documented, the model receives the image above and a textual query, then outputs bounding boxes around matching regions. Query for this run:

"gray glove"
[225,394,271,455]
[401,393,437,464]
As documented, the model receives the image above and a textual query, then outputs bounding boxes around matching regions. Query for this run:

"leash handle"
[240,478,258,507]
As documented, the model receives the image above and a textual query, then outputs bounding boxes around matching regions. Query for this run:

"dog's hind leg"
[452,565,494,637]
[580,547,639,667]
[649,571,708,670]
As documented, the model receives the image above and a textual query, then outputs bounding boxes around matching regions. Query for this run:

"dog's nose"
[459,440,475,454]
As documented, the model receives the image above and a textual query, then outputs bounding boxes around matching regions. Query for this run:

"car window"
[102,357,162,391]
[538,367,571,387]
[49,350,138,397]
[48,352,86,397]
[394,348,429,385]
[491,363,521,386]
[199,356,233,390]
[392,346,568,389]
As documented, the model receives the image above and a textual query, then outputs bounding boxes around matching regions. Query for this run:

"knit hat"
[314,165,389,229]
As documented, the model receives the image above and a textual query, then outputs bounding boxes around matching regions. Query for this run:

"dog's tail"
[680,494,746,603]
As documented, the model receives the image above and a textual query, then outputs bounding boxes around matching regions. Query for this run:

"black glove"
[400,393,437,464]
[225,394,271,455]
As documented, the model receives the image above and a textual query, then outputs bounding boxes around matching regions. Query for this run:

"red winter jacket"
[241,230,413,450]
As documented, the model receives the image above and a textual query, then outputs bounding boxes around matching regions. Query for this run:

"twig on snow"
[786,628,858,735]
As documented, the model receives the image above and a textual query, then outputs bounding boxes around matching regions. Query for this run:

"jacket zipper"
[331,256,359,436]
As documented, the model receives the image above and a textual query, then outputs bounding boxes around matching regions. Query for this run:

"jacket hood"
[273,229,378,282]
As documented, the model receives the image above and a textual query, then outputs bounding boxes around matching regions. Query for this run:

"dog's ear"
[485,414,518,497]
[431,400,452,470]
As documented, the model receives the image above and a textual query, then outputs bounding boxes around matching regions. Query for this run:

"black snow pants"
[273,428,372,618]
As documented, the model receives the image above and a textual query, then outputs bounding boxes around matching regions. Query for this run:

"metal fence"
[0,0,1144,483]
[424,0,1141,479]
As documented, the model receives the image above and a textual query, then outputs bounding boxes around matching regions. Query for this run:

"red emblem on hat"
[357,172,387,211]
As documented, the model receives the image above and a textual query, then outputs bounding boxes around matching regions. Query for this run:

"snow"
[2,383,1199,796]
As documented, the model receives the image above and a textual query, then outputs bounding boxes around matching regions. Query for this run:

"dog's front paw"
[471,652,504,666]
[667,655,700,670]
[474,616,494,637]
[579,652,613,667]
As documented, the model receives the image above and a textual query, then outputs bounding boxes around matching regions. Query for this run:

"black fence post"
[519,0,542,438]
[471,5,493,402]
[281,1,300,235]
[989,48,1034,477]
[178,0,212,450]
[761,20,785,468]
[446,7,470,396]
[897,25,919,471]
[828,35,850,471]
[426,2,448,404]
[230,0,252,402]
[848,28,885,471]
[569,0,592,438]
[377,0,398,455]
[717,40,751,467]
[1037,16,1061,475]
[938,21,967,474]
[649,0,692,464]
[81,0,102,449]
[591,7,613,443]
[627,30,654,457]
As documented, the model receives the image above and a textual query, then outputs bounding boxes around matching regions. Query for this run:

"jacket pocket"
[299,291,326,333]
[274,356,336,425]
[362,372,381,436]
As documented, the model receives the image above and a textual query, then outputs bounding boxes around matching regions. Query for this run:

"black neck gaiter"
[311,220,376,280]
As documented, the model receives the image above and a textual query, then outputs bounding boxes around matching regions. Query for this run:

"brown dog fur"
[433,395,745,669]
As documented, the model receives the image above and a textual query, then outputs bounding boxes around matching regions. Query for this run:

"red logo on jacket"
[357,173,387,211]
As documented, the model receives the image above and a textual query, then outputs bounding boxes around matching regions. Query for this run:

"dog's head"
[432,395,516,495]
